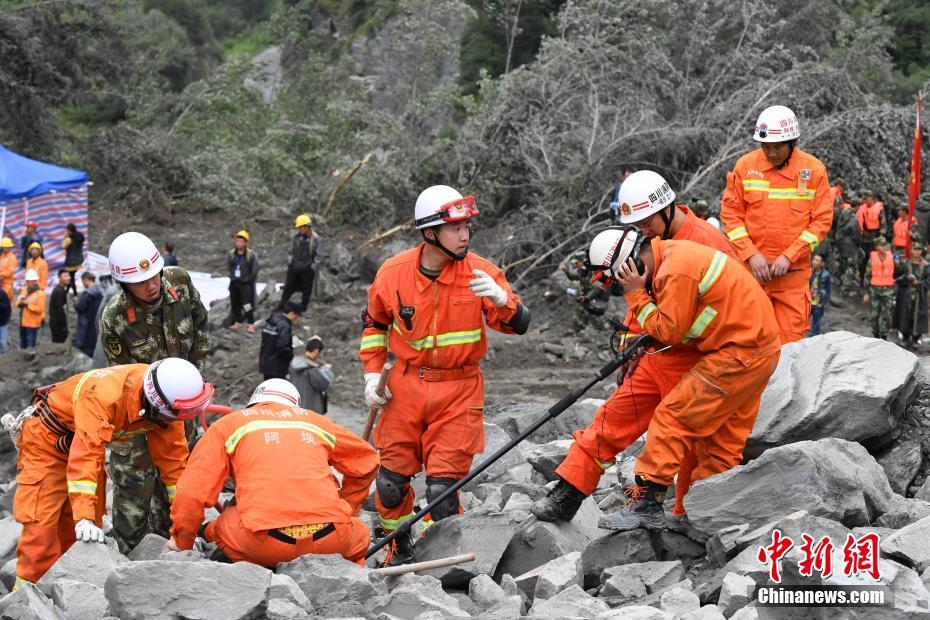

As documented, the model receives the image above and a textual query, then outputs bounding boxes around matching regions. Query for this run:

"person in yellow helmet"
[227,230,260,333]
[25,242,48,290]
[279,214,321,312]
[0,237,16,301]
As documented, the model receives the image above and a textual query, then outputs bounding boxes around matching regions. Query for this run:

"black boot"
[530,479,587,522]
[598,476,667,531]
[666,513,710,544]
[380,529,414,567]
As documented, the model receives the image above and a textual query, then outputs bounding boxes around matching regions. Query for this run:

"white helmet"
[24,269,39,281]
[414,185,478,230]
[753,105,800,143]
[248,378,301,408]
[616,171,676,225]
[587,228,648,291]
[108,232,164,284]
[142,358,214,421]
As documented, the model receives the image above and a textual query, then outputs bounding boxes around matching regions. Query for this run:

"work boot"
[229,322,242,330]
[380,530,414,567]
[666,513,710,544]
[598,476,667,531]
[530,479,587,522]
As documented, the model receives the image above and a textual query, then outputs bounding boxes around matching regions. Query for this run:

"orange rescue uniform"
[17,288,46,329]
[0,251,15,300]
[869,251,895,286]
[893,216,915,249]
[857,202,884,234]
[624,239,781,491]
[721,148,832,343]
[557,207,738,514]
[170,403,378,566]
[13,365,188,585]
[360,244,523,532]
[25,256,48,291]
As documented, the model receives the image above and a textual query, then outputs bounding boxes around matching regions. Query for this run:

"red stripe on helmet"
[262,389,299,404]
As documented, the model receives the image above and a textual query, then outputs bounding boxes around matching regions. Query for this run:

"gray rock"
[413,513,519,588]
[685,439,894,532]
[874,494,930,528]
[490,399,602,445]
[595,605,673,619]
[876,441,924,495]
[922,566,930,590]
[277,554,386,615]
[881,515,930,572]
[706,524,751,567]
[37,541,127,596]
[127,533,168,561]
[0,517,22,562]
[916,477,930,502]
[601,561,684,595]
[717,573,755,617]
[581,529,656,588]
[503,491,533,512]
[651,530,707,560]
[0,558,16,591]
[524,440,573,481]
[265,599,312,620]
[468,573,506,610]
[496,498,602,579]
[450,592,477,616]
[481,595,523,618]
[0,582,59,620]
[373,573,469,618]
[514,551,582,601]
[660,586,700,616]
[729,609,759,620]
[50,580,106,620]
[468,422,524,485]
[747,332,918,457]
[528,584,609,618]
[105,561,272,619]
[267,573,312,614]
[681,606,727,620]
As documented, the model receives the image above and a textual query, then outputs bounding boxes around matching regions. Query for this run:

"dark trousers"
[50,319,68,343]
[809,305,825,336]
[280,267,315,311]
[229,281,256,324]
[20,326,38,349]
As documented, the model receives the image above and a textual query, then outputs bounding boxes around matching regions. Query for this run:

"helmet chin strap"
[659,206,674,239]
[423,230,468,261]
[776,140,797,171]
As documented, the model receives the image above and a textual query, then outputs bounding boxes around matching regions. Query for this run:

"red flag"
[906,94,921,258]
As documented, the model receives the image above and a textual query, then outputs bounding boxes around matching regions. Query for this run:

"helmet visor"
[171,383,215,421]
[415,196,479,228]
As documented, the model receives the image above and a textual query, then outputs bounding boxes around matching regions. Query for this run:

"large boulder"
[51,580,107,620]
[105,561,272,619]
[747,332,918,457]
[373,573,470,618]
[580,529,657,588]
[466,422,525,486]
[412,513,519,588]
[527,584,609,619]
[514,551,583,600]
[0,517,22,563]
[524,440,573,481]
[37,541,127,596]
[276,554,386,616]
[881,515,930,573]
[0,583,58,620]
[876,441,924,496]
[685,438,894,532]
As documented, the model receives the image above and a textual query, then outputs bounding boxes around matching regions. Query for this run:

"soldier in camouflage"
[100,232,209,553]
[862,236,897,340]
[560,249,609,331]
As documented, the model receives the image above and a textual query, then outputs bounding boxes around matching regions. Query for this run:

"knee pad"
[376,467,411,509]
[426,477,460,522]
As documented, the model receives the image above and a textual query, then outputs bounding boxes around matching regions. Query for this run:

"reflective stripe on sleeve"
[636,302,657,326]
[359,334,387,351]
[67,480,98,495]
[726,226,749,241]
[697,251,727,296]
[682,306,718,344]
[799,230,820,251]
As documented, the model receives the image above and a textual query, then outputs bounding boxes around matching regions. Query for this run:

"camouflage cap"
[874,235,888,246]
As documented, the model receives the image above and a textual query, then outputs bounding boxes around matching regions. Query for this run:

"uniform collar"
[755,147,799,180]
[415,243,457,292]
[673,206,697,239]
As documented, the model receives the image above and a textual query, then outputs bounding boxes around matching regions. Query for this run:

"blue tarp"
[0,145,88,202]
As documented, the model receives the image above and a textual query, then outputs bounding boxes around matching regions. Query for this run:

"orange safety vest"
[869,251,895,287]
[893,218,910,248]
[863,204,883,231]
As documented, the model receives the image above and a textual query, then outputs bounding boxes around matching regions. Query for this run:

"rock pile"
[0,332,928,618]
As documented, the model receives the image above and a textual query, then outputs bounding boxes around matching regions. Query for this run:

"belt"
[35,401,74,454]
[398,360,479,382]
[268,522,335,545]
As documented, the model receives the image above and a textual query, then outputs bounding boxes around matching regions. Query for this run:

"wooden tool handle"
[362,358,394,441]
[373,553,476,576]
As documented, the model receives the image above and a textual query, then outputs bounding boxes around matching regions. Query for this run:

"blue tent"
[0,145,88,202]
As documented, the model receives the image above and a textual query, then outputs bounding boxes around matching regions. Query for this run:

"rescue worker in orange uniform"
[856,192,885,279]
[360,185,530,564]
[721,105,833,344]
[583,230,780,532]
[0,237,16,301]
[863,236,897,340]
[892,207,916,261]
[531,171,738,543]
[16,269,46,350]
[168,379,378,566]
[25,242,48,291]
[11,359,211,587]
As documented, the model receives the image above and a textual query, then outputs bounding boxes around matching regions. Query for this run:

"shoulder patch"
[106,337,123,356]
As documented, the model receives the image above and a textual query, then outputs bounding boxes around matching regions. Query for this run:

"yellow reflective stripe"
[112,428,147,440]
[767,188,815,200]
[67,480,98,495]
[392,322,482,351]
[13,576,30,590]
[421,517,435,533]
[72,371,95,404]
[225,420,336,454]
[741,180,770,190]
[636,302,657,326]
[727,226,749,241]
[380,512,414,531]
[165,485,177,502]
[799,230,820,251]
[698,251,727,296]
[359,334,387,351]
[682,306,718,344]
[595,458,614,470]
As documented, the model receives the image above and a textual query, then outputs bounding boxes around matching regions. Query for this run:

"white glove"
[75,519,105,543]
[469,269,508,307]
[364,373,392,409]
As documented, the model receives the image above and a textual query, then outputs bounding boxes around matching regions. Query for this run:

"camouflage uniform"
[561,250,608,331]
[99,266,209,553]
